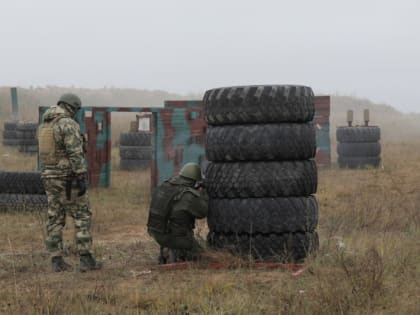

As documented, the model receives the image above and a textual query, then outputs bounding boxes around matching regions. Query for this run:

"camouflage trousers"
[42,177,93,257]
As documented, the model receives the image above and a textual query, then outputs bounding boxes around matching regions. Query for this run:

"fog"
[0,0,419,112]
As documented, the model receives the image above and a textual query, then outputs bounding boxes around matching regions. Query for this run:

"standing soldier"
[147,162,208,263]
[38,93,101,272]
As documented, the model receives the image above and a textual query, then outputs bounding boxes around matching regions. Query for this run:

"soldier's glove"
[194,179,207,190]
[76,173,88,196]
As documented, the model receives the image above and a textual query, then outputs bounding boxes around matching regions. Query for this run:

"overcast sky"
[0,0,419,112]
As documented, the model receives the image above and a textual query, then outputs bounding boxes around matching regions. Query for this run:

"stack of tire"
[16,122,38,153]
[0,171,47,212]
[119,131,152,170]
[2,121,19,146]
[336,126,381,169]
[204,85,319,263]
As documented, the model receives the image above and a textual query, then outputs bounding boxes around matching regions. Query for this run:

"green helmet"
[57,93,82,111]
[179,162,202,181]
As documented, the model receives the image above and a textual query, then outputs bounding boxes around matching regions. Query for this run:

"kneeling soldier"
[147,162,208,263]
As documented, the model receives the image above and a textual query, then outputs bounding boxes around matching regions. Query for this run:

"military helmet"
[179,162,202,181]
[57,93,82,111]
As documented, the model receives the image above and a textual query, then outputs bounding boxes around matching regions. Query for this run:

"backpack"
[147,179,186,234]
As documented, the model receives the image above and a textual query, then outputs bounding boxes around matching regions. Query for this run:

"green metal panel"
[10,87,18,116]
[152,101,206,187]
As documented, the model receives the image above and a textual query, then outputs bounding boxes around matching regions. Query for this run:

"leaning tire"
[0,194,47,212]
[206,160,317,198]
[120,132,151,146]
[207,196,318,234]
[336,126,380,143]
[337,142,381,157]
[205,123,316,161]
[0,171,45,194]
[204,85,315,125]
[208,231,319,262]
[119,146,152,160]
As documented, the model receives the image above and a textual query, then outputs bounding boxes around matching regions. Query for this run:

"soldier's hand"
[76,173,88,196]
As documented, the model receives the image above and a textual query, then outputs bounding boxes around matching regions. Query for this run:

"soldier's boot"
[158,247,169,264]
[51,256,72,272]
[79,254,102,272]
[167,249,178,263]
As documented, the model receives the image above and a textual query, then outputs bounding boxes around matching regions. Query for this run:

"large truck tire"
[207,196,318,234]
[119,146,152,160]
[336,126,380,143]
[208,231,319,262]
[0,171,45,194]
[119,132,151,146]
[337,142,381,157]
[206,160,317,198]
[204,85,315,125]
[205,123,316,161]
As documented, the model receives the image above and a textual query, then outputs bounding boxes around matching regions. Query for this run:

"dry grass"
[1,123,420,314]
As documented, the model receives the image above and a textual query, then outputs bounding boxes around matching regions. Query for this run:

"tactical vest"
[147,180,187,234]
[38,116,66,165]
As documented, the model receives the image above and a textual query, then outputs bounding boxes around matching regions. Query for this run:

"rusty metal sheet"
[314,96,331,165]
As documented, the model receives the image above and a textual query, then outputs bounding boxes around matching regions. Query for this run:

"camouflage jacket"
[39,105,87,178]
[168,176,209,237]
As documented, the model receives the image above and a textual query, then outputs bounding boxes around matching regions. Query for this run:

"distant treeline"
[0,86,200,118]
[0,86,419,143]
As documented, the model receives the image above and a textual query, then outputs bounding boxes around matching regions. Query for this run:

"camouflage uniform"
[38,104,92,258]
[148,175,208,262]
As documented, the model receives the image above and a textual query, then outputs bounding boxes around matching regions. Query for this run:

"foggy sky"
[0,0,419,113]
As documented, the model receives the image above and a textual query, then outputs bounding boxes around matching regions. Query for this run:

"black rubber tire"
[337,142,381,157]
[206,160,317,198]
[2,138,20,146]
[16,130,37,139]
[16,122,38,131]
[0,194,47,212]
[206,123,316,162]
[119,132,151,146]
[17,139,38,145]
[4,121,18,131]
[18,145,38,153]
[207,196,318,234]
[119,159,150,170]
[207,231,319,263]
[0,171,45,194]
[204,85,315,125]
[336,126,380,143]
[119,146,152,160]
[338,156,381,169]
[2,130,17,139]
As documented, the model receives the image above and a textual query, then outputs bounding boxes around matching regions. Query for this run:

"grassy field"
[0,138,419,314]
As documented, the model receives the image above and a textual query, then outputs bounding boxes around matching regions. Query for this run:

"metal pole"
[347,110,353,127]
[10,87,18,120]
[364,109,370,127]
